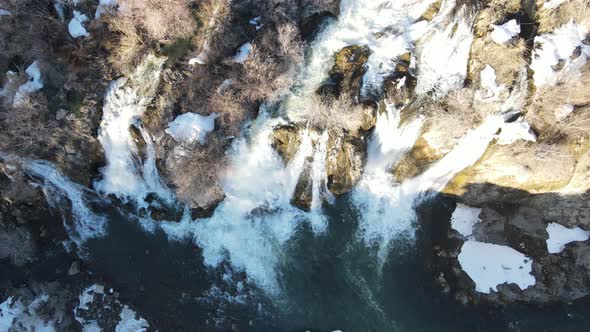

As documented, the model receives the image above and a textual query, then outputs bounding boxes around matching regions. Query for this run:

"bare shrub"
[103,0,196,73]
[538,0,590,33]
[301,95,367,134]
[0,95,56,155]
[168,132,227,206]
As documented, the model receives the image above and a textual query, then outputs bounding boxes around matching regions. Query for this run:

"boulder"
[318,45,371,100]
[326,132,364,195]
[271,125,302,165]
[291,157,314,211]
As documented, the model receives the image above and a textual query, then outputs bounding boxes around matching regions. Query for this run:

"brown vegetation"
[469,38,527,86]
[537,0,590,33]
[527,63,590,140]
[103,0,197,74]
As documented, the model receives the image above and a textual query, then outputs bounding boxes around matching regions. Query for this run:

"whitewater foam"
[26,160,107,246]
[95,54,172,207]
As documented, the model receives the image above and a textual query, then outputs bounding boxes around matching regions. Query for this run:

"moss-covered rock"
[271,125,302,165]
[326,132,364,195]
[317,45,371,100]
[291,157,314,211]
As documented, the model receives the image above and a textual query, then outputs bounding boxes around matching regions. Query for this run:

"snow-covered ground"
[74,284,149,332]
[69,10,90,38]
[232,43,253,63]
[0,295,56,331]
[165,112,218,145]
[490,19,520,44]
[530,20,590,87]
[450,204,482,238]
[13,61,43,106]
[458,240,536,294]
[546,222,590,254]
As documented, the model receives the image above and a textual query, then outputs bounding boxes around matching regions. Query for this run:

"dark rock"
[291,157,313,211]
[190,192,225,219]
[571,46,582,59]
[68,261,80,275]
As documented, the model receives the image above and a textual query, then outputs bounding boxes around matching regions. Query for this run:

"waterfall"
[163,112,324,294]
[94,54,172,206]
[26,160,107,246]
[352,105,424,261]
[354,111,504,262]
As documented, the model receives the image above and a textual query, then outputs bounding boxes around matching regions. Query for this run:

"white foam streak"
[354,108,503,261]
[26,160,107,245]
[352,105,424,260]
[300,0,439,97]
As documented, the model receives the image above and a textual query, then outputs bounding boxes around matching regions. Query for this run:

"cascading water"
[25,160,107,247]
[162,113,307,293]
[95,54,172,207]
[164,0,484,292]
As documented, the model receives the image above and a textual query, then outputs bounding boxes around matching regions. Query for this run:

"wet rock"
[292,157,313,211]
[318,45,371,100]
[190,191,225,219]
[68,261,80,275]
[571,46,582,59]
[56,108,68,121]
[326,133,364,195]
[391,137,439,183]
[418,0,441,22]
[432,186,590,306]
[551,59,565,71]
[271,125,302,165]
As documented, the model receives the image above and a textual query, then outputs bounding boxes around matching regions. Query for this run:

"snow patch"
[490,19,520,44]
[69,10,90,38]
[96,0,118,19]
[189,51,208,65]
[478,65,505,100]
[115,306,149,332]
[450,204,482,238]
[249,16,263,30]
[165,112,218,145]
[496,118,537,145]
[530,20,590,87]
[0,9,11,16]
[546,222,590,254]
[13,61,44,106]
[458,240,536,294]
[0,295,56,331]
[555,104,574,120]
[232,43,253,63]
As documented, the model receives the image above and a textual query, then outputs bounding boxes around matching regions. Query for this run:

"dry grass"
[469,38,527,86]
[0,94,56,155]
[117,0,196,41]
[537,0,590,33]
[103,15,145,74]
[528,63,590,139]
[473,0,522,36]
